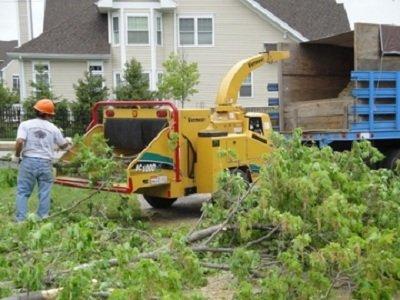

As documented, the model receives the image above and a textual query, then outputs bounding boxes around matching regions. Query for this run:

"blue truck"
[272,71,400,169]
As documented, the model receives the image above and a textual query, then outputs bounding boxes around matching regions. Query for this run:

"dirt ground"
[140,194,236,299]
[139,194,209,228]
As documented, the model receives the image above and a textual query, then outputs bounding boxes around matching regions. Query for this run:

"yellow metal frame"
[55,51,290,200]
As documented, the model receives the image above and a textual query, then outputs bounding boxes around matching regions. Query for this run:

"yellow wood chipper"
[55,51,289,208]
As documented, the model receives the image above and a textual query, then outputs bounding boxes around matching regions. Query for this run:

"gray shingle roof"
[0,40,18,69]
[10,0,109,56]
[10,0,350,57]
[43,0,95,32]
[254,0,350,40]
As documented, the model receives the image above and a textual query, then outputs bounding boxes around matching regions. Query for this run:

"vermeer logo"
[248,58,263,68]
[188,117,206,123]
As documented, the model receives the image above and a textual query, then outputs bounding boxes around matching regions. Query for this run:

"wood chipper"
[55,51,289,208]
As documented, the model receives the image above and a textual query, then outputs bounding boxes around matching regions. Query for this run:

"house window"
[198,18,213,45]
[114,72,122,88]
[142,72,150,86]
[157,72,163,84]
[12,75,20,92]
[179,18,195,45]
[127,16,149,44]
[179,16,213,46]
[33,63,50,87]
[112,16,119,45]
[240,73,253,98]
[88,61,103,77]
[156,16,162,45]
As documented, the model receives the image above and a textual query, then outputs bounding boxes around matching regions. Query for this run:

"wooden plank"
[355,23,400,71]
[283,97,353,131]
[281,76,350,105]
[279,43,353,76]
[277,42,353,131]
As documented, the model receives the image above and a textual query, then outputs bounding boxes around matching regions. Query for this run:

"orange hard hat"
[34,99,55,115]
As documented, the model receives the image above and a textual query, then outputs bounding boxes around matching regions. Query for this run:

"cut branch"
[244,226,280,248]
[48,185,104,219]
[200,262,263,278]
[192,246,234,253]
[2,288,62,300]
[202,178,260,245]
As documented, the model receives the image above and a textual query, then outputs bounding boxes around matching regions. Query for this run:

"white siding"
[50,61,88,100]
[18,0,295,108]
[114,0,294,107]
[111,46,121,70]
[23,61,33,97]
[21,60,112,102]
[2,60,20,91]
[173,0,293,107]
[162,12,175,63]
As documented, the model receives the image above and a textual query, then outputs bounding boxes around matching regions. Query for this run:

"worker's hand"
[11,155,21,164]
[65,137,73,145]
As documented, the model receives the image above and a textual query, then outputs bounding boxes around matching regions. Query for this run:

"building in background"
[0,40,19,94]
[8,0,349,108]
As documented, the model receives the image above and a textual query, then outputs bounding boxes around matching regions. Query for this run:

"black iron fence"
[0,107,21,140]
[0,107,85,140]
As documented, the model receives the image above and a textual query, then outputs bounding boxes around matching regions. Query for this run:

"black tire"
[230,168,251,186]
[381,149,400,170]
[143,195,177,209]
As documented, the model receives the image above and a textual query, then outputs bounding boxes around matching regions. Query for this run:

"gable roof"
[9,0,350,58]
[0,40,18,69]
[9,0,109,58]
[249,0,350,41]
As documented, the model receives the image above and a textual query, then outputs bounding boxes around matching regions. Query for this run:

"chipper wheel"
[143,195,177,209]
[381,148,400,170]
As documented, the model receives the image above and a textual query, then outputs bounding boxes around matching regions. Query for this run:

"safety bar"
[55,177,134,194]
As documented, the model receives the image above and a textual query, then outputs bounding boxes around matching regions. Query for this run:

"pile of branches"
[2,129,400,299]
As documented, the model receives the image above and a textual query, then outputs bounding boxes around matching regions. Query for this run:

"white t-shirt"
[17,118,66,160]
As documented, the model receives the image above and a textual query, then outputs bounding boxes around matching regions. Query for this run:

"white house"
[8,0,350,108]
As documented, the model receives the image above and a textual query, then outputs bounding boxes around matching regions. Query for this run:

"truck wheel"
[143,195,177,209]
[381,149,400,170]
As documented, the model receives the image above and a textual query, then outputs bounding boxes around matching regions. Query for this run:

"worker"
[12,99,71,222]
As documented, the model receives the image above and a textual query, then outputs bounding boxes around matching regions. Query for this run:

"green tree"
[0,83,19,108]
[116,59,155,100]
[157,53,200,108]
[72,72,108,134]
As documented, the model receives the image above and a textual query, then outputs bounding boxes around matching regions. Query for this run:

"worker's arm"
[13,122,27,163]
[15,138,24,157]
[11,138,24,163]
[55,128,72,150]
[58,138,71,150]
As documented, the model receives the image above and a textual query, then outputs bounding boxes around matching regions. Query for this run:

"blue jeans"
[16,157,53,222]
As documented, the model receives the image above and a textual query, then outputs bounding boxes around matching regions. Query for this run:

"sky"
[0,0,44,41]
[0,0,399,41]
